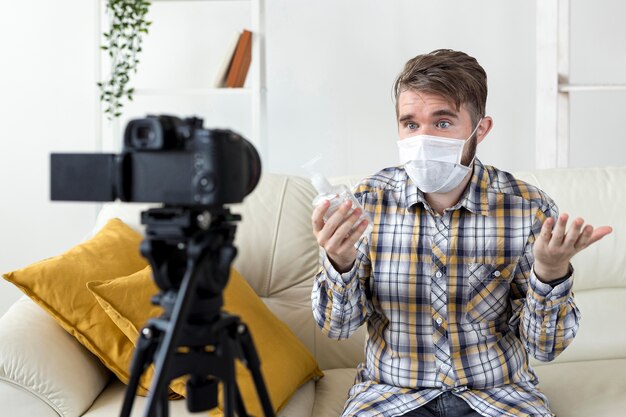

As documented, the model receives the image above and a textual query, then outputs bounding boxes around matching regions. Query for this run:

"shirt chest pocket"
[465,263,516,323]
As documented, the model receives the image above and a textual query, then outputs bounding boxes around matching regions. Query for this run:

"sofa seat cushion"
[83,379,316,417]
[312,368,356,416]
[534,359,626,417]
[310,361,626,417]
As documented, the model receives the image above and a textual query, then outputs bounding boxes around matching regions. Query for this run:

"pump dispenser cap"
[310,173,333,194]
[302,155,333,194]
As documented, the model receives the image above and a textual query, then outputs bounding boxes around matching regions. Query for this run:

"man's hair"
[393,49,487,125]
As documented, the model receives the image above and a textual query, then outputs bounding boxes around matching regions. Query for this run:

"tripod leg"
[120,325,160,417]
[234,382,250,417]
[223,378,236,417]
[236,324,276,417]
[144,262,201,417]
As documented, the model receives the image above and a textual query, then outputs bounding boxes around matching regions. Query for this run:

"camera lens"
[241,138,261,196]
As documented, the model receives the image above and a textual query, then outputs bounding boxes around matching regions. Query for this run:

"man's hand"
[312,199,369,273]
[533,213,613,282]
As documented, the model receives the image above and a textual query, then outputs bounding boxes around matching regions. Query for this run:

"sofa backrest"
[514,167,626,366]
[93,166,625,371]
[230,174,367,370]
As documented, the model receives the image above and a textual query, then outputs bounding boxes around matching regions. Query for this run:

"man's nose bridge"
[419,126,437,136]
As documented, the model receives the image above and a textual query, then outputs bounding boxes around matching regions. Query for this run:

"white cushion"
[535,359,626,417]
[0,297,111,417]
[0,382,59,417]
[82,379,315,417]
[531,288,626,366]
[312,368,356,417]
[515,166,626,291]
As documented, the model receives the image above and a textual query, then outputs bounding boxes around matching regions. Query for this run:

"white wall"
[265,0,537,178]
[0,1,100,315]
[1,0,624,315]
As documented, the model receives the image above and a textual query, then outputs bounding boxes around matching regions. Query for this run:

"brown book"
[226,29,252,88]
[213,30,241,88]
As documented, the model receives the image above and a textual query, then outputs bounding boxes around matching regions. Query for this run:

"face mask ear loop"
[468,117,483,141]
[457,117,483,165]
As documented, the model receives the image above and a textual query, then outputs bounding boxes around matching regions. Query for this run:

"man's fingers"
[576,225,613,249]
[326,208,363,249]
[339,219,369,250]
[324,200,354,231]
[315,200,352,243]
[563,217,584,246]
[538,217,554,244]
[574,225,593,249]
[548,214,568,248]
[312,200,330,233]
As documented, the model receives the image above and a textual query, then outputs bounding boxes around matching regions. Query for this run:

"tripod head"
[120,206,275,417]
[140,206,240,322]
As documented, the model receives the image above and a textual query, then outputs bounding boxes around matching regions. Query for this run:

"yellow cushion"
[88,265,324,415]
[2,218,149,390]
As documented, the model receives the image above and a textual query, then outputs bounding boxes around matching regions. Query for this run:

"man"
[311,49,613,417]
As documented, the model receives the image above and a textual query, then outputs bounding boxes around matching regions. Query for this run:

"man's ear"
[476,116,493,144]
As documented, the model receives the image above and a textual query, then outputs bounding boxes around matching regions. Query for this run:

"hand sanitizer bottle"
[303,157,373,240]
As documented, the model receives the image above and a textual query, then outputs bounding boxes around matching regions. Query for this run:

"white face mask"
[397,121,481,194]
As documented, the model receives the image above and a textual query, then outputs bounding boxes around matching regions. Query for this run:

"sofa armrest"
[0,297,111,417]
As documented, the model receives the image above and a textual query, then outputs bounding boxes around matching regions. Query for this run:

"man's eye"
[407,122,418,130]
[436,121,451,129]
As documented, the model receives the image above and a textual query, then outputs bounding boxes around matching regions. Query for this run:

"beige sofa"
[0,166,625,417]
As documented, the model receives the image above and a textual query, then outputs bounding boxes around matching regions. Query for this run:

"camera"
[51,115,261,207]
[51,115,274,416]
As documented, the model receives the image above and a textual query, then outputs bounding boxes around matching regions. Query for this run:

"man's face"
[397,90,479,166]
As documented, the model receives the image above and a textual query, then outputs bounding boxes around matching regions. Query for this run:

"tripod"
[120,206,275,417]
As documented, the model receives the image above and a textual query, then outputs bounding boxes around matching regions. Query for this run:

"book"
[213,30,241,88]
[226,29,252,88]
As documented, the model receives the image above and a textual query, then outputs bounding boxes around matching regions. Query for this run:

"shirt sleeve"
[508,204,582,362]
[311,238,373,340]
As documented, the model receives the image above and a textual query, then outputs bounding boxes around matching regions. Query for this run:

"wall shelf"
[558,84,626,93]
[95,0,266,159]
[132,88,253,96]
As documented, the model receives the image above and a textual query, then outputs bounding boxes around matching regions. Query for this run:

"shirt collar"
[404,158,491,217]
[457,158,491,216]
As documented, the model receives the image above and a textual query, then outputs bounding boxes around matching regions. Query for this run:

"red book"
[226,29,252,88]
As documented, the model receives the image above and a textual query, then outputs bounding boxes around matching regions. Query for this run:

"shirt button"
[436,317,443,325]
[493,270,501,277]
[435,271,443,278]
[545,322,551,328]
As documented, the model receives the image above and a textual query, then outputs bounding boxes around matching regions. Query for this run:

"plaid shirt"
[312,160,581,417]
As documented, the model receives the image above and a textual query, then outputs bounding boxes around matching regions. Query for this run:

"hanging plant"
[98,0,152,119]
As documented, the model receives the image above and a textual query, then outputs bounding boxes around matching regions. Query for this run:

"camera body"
[51,115,261,207]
